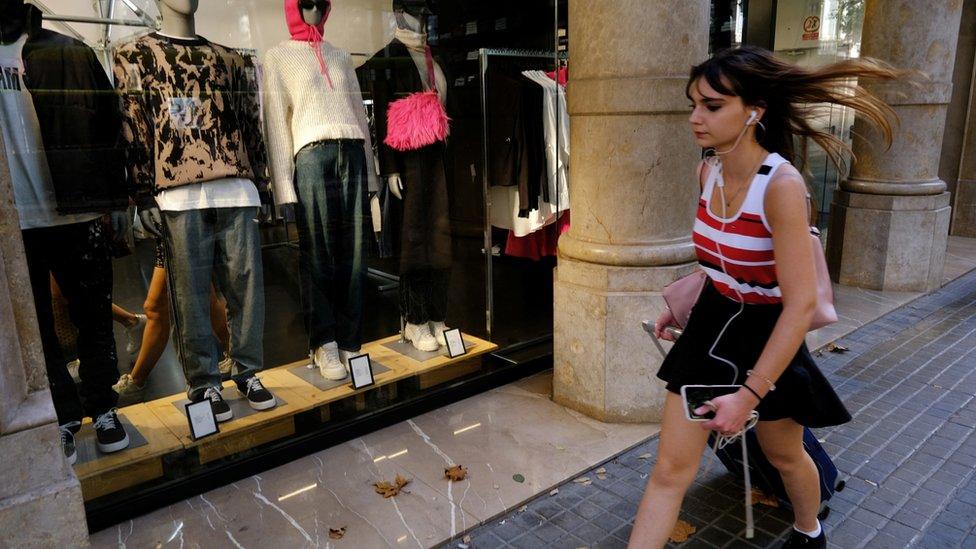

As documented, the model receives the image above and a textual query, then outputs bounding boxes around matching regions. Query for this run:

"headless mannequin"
[136,0,199,236]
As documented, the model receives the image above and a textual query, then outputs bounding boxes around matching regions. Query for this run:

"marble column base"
[0,424,88,547]
[827,189,951,291]
[951,178,976,237]
[552,256,696,423]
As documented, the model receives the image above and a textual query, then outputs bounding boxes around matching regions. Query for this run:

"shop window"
[0,0,565,528]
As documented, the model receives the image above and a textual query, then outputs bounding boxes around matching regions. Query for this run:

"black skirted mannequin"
[356,0,453,353]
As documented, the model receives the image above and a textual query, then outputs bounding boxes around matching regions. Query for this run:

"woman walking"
[630,46,900,548]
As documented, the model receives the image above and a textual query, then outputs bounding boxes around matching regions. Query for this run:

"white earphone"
[746,110,758,125]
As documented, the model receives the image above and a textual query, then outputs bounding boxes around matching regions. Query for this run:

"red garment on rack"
[546,66,568,86]
[504,211,571,261]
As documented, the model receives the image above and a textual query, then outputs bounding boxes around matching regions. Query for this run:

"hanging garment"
[20,3,127,215]
[0,34,98,229]
[504,210,571,261]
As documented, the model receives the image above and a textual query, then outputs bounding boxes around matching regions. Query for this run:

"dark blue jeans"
[161,207,264,401]
[294,139,368,352]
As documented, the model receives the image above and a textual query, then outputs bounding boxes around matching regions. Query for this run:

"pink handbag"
[662,270,707,330]
[384,46,450,151]
[808,227,838,330]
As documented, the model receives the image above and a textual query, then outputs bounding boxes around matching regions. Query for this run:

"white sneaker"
[313,342,347,380]
[429,321,449,347]
[113,374,145,406]
[218,354,234,375]
[404,322,439,352]
[125,314,147,355]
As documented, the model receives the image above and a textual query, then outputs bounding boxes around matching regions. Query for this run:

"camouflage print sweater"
[113,33,268,202]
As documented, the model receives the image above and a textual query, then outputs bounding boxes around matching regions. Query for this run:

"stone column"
[553,0,709,423]
[0,131,89,542]
[826,0,964,291]
[952,42,976,235]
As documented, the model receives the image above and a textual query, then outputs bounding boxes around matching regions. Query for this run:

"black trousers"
[22,220,119,424]
[400,268,450,325]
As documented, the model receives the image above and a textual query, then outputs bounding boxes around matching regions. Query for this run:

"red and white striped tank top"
[692,152,788,305]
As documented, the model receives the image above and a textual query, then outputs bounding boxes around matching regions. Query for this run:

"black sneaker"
[236,376,276,411]
[203,386,233,423]
[59,422,80,465]
[93,409,130,453]
[781,529,826,548]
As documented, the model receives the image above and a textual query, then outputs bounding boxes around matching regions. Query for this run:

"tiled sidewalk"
[455,268,976,549]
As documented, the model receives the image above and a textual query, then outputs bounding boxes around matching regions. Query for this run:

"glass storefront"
[0,0,565,528]
[714,0,865,229]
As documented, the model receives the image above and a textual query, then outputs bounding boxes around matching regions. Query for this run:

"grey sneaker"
[59,421,80,465]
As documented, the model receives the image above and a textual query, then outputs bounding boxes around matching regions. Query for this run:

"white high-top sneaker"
[429,321,449,347]
[403,322,440,352]
[313,342,347,380]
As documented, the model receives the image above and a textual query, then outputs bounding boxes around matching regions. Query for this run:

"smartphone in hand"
[680,385,741,421]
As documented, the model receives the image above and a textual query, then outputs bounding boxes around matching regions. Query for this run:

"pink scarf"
[285,0,333,88]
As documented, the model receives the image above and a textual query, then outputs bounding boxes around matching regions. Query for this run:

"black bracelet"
[742,383,763,403]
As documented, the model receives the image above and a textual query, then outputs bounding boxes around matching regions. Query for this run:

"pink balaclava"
[285,0,333,88]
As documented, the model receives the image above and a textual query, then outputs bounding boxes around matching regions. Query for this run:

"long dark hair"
[686,45,901,172]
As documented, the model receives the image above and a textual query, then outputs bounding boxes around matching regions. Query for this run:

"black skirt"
[657,281,851,428]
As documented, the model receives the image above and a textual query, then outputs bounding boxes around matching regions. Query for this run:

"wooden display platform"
[76,332,496,502]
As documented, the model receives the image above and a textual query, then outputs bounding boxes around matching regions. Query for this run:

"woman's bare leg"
[128,267,170,385]
[112,303,139,328]
[629,392,712,548]
[756,419,821,532]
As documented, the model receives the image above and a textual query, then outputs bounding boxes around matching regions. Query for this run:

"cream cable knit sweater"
[263,40,378,206]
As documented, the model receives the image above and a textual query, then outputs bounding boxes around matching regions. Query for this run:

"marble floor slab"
[90,371,658,549]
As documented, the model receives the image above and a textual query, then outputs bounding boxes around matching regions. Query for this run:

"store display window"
[0,0,566,528]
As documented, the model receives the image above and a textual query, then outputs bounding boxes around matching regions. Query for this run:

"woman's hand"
[697,390,758,433]
[654,310,678,341]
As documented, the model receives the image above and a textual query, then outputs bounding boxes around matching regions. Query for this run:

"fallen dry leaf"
[549,488,560,496]
[638,453,653,460]
[826,343,849,354]
[329,527,346,540]
[751,488,779,508]
[573,477,591,484]
[596,474,607,481]
[373,474,411,498]
[517,505,527,513]
[669,520,697,543]
[595,467,607,475]
[463,535,471,543]
[445,465,468,482]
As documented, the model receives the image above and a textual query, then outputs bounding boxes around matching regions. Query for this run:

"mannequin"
[157,0,197,38]
[115,0,277,423]
[1,0,129,461]
[357,0,452,353]
[263,0,378,380]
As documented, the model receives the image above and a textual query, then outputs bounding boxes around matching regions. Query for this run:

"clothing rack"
[478,48,564,341]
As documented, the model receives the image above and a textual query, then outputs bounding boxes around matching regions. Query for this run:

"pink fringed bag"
[384,46,450,151]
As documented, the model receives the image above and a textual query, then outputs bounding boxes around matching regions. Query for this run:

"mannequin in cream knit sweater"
[263,0,378,380]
